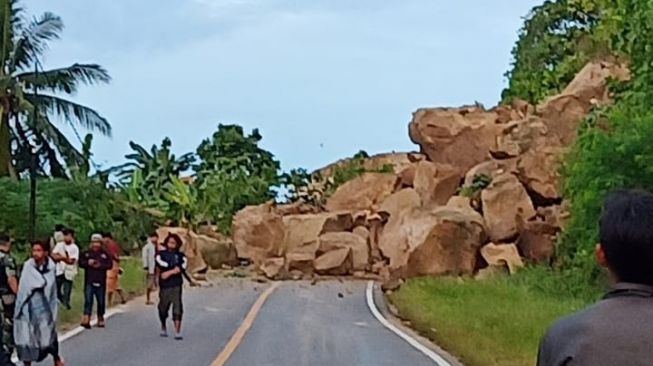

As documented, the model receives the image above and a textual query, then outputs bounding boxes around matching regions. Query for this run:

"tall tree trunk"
[0,108,10,177]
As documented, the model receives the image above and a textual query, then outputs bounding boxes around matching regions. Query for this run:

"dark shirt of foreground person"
[538,189,653,366]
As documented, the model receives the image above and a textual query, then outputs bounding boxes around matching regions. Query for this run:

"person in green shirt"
[0,234,18,360]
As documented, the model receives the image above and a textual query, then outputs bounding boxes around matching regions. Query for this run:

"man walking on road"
[79,234,113,329]
[0,234,18,360]
[156,233,187,340]
[52,228,79,310]
[539,189,653,366]
[142,232,158,305]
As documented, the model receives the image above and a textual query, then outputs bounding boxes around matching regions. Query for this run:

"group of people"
[0,227,190,366]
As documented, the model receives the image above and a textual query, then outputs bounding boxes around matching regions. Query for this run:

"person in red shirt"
[102,233,126,306]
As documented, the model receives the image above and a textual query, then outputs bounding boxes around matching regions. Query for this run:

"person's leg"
[62,280,73,309]
[158,288,172,336]
[172,286,183,340]
[96,286,106,327]
[55,275,64,303]
[117,289,127,304]
[81,285,93,328]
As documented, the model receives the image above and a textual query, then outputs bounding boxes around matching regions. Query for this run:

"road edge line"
[365,281,451,366]
[59,307,124,342]
[210,282,281,366]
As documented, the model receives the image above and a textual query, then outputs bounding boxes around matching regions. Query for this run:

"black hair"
[149,231,159,238]
[102,232,113,239]
[62,228,75,236]
[55,224,65,232]
[600,189,653,286]
[31,240,51,252]
[0,234,9,246]
[163,233,183,251]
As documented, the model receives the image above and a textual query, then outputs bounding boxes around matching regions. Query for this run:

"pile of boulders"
[169,60,629,283]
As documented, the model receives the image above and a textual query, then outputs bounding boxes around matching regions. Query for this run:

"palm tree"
[0,0,111,177]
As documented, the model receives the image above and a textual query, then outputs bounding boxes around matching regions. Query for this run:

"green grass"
[57,257,145,329]
[388,275,593,366]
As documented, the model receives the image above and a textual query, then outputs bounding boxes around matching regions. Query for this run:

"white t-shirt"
[52,242,80,280]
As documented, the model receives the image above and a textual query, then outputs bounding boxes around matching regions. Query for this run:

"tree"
[502,0,604,103]
[195,124,281,232]
[112,138,195,208]
[0,0,111,177]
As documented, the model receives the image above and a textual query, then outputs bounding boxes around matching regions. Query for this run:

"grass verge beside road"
[388,276,593,366]
[58,257,145,330]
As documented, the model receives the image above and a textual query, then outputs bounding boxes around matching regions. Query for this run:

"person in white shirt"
[51,228,80,310]
[142,232,159,305]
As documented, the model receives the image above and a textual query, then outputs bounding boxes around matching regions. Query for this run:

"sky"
[28,0,541,172]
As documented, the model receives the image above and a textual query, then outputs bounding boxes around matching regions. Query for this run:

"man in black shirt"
[156,233,188,340]
[78,234,113,329]
[538,190,653,366]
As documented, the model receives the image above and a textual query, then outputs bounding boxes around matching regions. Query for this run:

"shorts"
[146,274,157,290]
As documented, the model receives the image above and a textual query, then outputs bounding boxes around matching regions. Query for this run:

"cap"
[91,233,103,242]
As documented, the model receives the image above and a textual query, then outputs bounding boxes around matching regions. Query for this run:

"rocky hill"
[164,60,629,284]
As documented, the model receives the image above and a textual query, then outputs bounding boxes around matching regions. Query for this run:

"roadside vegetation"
[389,275,589,366]
[392,1,653,365]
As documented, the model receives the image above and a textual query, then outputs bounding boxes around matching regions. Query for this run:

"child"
[156,233,187,340]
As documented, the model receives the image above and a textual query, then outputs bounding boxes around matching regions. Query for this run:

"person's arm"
[78,251,89,269]
[98,252,113,271]
[142,245,149,270]
[5,258,18,294]
[157,254,179,280]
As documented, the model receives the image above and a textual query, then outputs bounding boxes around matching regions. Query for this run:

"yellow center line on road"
[210,282,281,366]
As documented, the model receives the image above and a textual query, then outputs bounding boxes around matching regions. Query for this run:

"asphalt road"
[35,280,441,366]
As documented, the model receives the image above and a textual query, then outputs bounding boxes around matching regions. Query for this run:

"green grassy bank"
[388,274,599,366]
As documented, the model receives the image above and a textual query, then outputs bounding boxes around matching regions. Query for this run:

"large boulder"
[314,247,353,275]
[480,243,524,274]
[517,146,566,201]
[379,203,486,277]
[481,173,536,242]
[232,203,286,264]
[413,161,462,206]
[464,159,517,187]
[316,152,421,178]
[517,219,559,264]
[283,211,355,253]
[192,231,238,269]
[318,232,369,271]
[409,106,503,172]
[326,173,398,211]
[261,257,286,279]
[539,60,630,146]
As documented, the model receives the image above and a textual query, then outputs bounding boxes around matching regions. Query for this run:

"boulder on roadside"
[464,159,517,187]
[261,257,286,279]
[413,161,462,206]
[539,60,630,146]
[352,226,370,242]
[409,106,503,172]
[481,173,536,242]
[480,243,524,274]
[326,173,398,212]
[192,231,238,270]
[314,247,353,275]
[379,204,486,278]
[318,232,369,271]
[517,219,559,264]
[232,202,286,264]
[517,146,566,201]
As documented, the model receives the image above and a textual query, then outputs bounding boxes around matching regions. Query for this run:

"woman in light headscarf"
[14,241,64,366]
